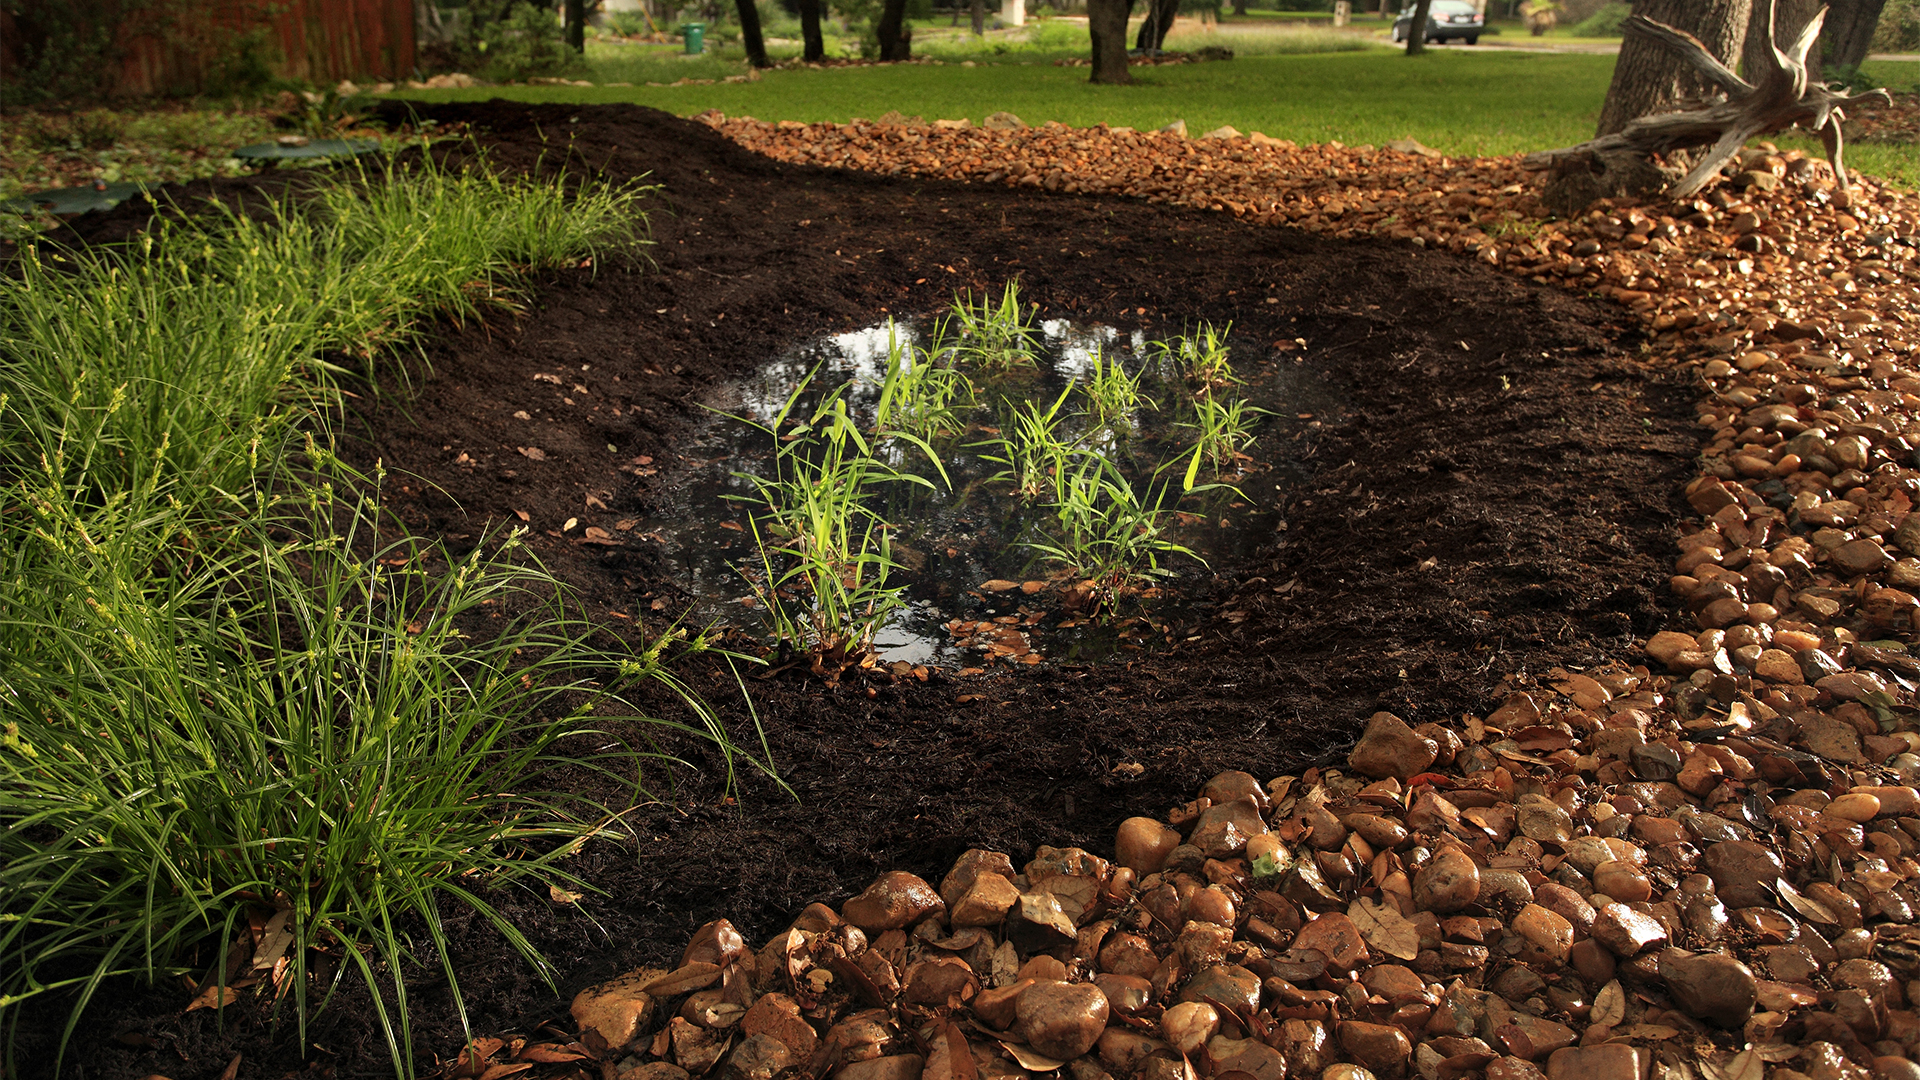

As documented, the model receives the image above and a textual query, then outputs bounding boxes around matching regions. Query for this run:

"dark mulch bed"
[12,102,1696,1079]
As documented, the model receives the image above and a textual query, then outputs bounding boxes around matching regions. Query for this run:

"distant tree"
[876,0,912,57]
[1136,0,1180,49]
[566,0,586,51]
[1403,0,1433,52]
[737,0,771,64]
[799,0,827,59]
[1088,0,1133,80]
[1595,0,1750,136]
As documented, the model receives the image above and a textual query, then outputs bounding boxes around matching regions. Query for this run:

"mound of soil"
[23,102,1697,1079]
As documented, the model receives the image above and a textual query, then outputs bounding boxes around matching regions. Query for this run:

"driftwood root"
[1525,0,1889,215]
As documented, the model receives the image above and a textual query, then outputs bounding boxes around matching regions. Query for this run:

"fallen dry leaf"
[1348,895,1418,961]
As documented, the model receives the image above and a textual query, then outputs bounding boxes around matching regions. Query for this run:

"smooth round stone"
[1834,930,1877,962]
[1661,952,1757,1028]
[1115,817,1183,875]
[1827,793,1882,822]
[842,872,944,931]
[1834,538,1891,575]
[1512,903,1575,965]
[1592,860,1654,903]
[1414,846,1481,914]
[1093,973,1153,1015]
[1871,1057,1920,1080]
[1187,885,1236,928]
[1324,1067,1378,1080]
[1161,1001,1220,1056]
[1336,1022,1413,1076]
[1015,980,1110,1060]
[1701,841,1785,909]
[1350,712,1438,780]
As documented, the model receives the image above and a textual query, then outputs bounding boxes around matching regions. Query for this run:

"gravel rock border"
[455,112,1920,1080]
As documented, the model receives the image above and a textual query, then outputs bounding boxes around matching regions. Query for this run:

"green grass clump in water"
[0,154,782,1077]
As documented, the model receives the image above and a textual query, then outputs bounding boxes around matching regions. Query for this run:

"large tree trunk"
[799,0,826,59]
[737,0,771,65]
[971,0,985,34]
[1404,0,1433,53]
[1595,0,1751,137]
[876,0,912,59]
[565,0,585,52]
[1823,0,1888,69]
[1136,0,1179,50]
[1742,0,1819,79]
[1088,0,1132,81]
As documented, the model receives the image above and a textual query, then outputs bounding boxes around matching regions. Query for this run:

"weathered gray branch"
[1525,0,1889,211]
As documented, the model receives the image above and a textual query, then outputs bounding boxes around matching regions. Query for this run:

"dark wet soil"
[16,101,1698,1078]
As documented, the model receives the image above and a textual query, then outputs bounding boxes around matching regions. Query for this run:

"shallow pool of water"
[628,316,1342,667]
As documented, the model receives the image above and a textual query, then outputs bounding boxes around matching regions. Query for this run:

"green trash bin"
[682,22,705,53]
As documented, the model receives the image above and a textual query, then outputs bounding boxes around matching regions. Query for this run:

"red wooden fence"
[2,0,417,97]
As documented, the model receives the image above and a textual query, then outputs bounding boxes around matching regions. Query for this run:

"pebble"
[841,871,943,931]
[1546,1045,1644,1080]
[1589,903,1668,956]
[1660,952,1757,1027]
[1703,839,1789,908]
[1413,846,1481,913]
[1015,981,1110,1060]
[1591,860,1653,903]
[1827,792,1882,822]
[1511,903,1575,964]
[1114,817,1182,874]
[1336,1022,1413,1078]
[1349,711,1438,780]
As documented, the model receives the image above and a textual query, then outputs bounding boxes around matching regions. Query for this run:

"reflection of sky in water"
[729,320,921,423]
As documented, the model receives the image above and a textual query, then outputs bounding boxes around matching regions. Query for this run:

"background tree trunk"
[1135,0,1179,50]
[876,0,911,59]
[1404,0,1433,53]
[971,0,985,34]
[1596,0,1751,136]
[1742,0,1820,80]
[799,0,826,59]
[1823,0,1888,69]
[1088,0,1133,81]
[565,0,585,52]
[736,0,771,65]
[1232,0,1246,16]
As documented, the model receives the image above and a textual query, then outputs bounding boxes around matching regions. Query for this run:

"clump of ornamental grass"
[0,150,738,1078]
[0,148,655,505]
[0,452,778,1076]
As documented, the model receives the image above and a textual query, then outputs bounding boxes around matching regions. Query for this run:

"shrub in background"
[1875,0,1920,53]
[1568,1,1628,37]
[479,1,584,79]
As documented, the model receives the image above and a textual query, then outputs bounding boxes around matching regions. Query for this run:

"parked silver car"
[1392,0,1485,44]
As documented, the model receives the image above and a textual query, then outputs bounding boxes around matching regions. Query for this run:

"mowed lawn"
[394,47,1919,182]
[401,48,1616,157]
